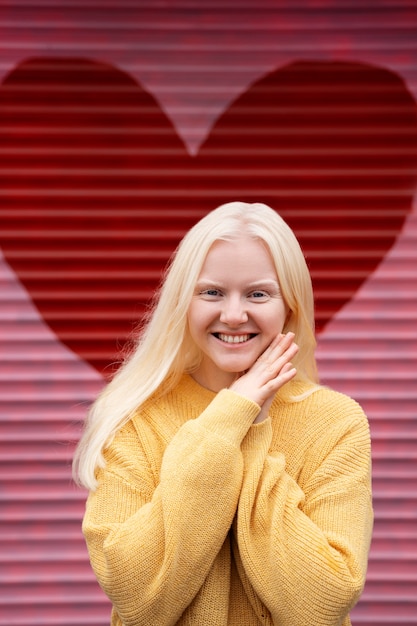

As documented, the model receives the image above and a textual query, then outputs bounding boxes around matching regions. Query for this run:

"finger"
[268,332,296,360]
[257,333,284,361]
[258,332,294,366]
[280,362,297,377]
[269,362,297,388]
[265,338,299,374]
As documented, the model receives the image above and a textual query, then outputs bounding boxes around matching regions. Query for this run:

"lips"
[213,333,256,344]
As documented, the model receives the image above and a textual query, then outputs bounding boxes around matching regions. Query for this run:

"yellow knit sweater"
[83,374,373,626]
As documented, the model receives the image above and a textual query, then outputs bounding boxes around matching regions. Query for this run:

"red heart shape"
[1,58,416,377]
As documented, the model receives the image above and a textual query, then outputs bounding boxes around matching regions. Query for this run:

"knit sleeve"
[234,394,373,626]
[82,389,260,626]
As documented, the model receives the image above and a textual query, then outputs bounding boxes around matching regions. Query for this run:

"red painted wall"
[0,2,416,624]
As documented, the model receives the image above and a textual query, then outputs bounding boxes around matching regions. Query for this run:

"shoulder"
[309,385,366,419]
[273,380,370,443]
[280,380,366,417]
[271,382,372,481]
[103,418,143,470]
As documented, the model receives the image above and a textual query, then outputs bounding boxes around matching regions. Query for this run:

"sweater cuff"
[196,388,261,447]
[242,416,273,456]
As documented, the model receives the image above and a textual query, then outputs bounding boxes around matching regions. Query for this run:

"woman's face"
[187,234,288,391]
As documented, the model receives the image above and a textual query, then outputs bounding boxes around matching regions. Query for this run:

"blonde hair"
[73,201,318,489]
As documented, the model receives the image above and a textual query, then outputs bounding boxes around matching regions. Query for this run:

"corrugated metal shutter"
[1,2,416,625]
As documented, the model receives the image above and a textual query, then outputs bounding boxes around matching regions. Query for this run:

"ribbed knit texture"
[83,374,373,626]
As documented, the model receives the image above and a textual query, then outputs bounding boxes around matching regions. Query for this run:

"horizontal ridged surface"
[0,1,416,625]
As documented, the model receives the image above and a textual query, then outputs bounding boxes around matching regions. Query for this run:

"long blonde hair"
[73,201,318,489]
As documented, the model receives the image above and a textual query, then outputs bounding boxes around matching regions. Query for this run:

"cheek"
[264,304,288,334]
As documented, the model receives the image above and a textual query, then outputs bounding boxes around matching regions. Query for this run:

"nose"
[219,294,248,326]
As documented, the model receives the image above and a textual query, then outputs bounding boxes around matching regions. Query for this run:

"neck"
[189,365,238,392]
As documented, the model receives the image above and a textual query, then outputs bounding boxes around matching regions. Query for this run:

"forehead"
[198,235,278,283]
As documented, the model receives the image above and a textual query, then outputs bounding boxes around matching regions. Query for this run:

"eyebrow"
[195,279,280,290]
[246,280,280,290]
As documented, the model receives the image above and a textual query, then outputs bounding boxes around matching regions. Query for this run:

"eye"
[249,290,269,300]
[200,288,222,298]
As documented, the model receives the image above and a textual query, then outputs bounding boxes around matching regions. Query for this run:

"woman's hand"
[229,332,299,423]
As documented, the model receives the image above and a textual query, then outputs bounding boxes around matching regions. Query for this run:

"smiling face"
[187,233,288,391]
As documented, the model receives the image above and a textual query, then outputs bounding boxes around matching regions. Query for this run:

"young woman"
[73,201,373,626]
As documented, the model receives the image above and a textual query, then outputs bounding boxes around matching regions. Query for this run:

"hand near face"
[229,332,298,423]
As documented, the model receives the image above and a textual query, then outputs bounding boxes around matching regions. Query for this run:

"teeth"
[218,333,251,344]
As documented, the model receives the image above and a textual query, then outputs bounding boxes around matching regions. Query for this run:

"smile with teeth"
[214,333,256,344]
